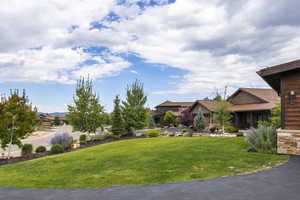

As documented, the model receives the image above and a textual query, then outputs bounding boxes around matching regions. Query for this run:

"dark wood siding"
[282,70,300,129]
[230,91,264,105]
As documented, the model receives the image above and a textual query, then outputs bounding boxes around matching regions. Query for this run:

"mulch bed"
[0,136,146,166]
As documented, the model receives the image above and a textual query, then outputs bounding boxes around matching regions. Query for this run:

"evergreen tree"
[122,80,148,130]
[213,100,232,133]
[111,95,125,136]
[67,77,104,134]
[194,109,205,131]
[0,90,38,158]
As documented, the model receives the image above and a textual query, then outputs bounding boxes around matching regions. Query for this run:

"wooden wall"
[230,91,263,105]
[282,70,300,129]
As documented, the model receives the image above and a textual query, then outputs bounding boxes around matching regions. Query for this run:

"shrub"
[104,134,120,140]
[236,132,244,137]
[35,146,47,153]
[127,127,136,136]
[181,128,188,133]
[21,144,33,156]
[246,125,277,154]
[168,133,175,137]
[147,130,160,137]
[51,144,64,154]
[225,125,239,133]
[79,134,87,145]
[90,135,105,142]
[51,133,73,149]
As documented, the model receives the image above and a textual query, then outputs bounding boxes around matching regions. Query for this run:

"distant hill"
[39,112,68,117]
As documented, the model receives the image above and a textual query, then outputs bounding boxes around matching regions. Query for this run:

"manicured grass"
[0,137,288,188]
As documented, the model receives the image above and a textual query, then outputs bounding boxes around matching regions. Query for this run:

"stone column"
[277,129,300,155]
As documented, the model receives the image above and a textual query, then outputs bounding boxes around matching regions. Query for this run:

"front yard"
[0,137,287,188]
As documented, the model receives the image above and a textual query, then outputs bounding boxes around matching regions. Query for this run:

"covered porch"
[232,110,270,129]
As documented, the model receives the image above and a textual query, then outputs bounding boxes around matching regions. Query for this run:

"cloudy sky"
[0,0,299,112]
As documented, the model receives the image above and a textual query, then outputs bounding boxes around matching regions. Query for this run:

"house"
[39,113,68,126]
[189,100,218,127]
[153,101,194,124]
[257,59,300,155]
[39,114,55,126]
[229,88,279,129]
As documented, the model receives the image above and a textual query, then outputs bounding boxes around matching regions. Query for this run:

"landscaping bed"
[0,135,145,166]
[0,137,288,189]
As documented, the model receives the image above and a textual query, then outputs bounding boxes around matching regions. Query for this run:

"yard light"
[289,90,296,105]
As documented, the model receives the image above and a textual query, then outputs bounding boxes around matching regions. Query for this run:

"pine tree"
[194,109,205,131]
[111,95,125,136]
[122,80,148,130]
[213,100,232,133]
[67,77,104,134]
[0,90,38,158]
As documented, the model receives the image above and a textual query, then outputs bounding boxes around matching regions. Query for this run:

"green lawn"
[0,137,288,188]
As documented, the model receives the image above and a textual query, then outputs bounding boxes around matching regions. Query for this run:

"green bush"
[104,134,120,140]
[236,132,244,137]
[35,146,46,153]
[147,130,160,137]
[21,144,33,156]
[51,144,64,154]
[90,135,105,142]
[168,133,175,137]
[181,128,188,133]
[225,125,239,133]
[79,134,87,145]
[246,125,277,154]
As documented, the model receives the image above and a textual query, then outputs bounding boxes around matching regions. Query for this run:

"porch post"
[234,112,239,128]
[250,112,254,128]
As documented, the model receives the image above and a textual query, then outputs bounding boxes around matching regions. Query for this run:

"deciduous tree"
[213,100,232,133]
[0,90,38,158]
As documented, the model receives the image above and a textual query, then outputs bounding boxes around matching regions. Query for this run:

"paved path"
[0,156,299,200]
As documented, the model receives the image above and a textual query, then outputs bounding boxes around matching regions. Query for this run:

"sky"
[0,0,300,113]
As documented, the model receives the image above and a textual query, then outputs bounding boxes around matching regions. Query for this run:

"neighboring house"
[228,88,279,129]
[39,114,55,126]
[39,114,68,126]
[153,101,194,124]
[189,100,218,127]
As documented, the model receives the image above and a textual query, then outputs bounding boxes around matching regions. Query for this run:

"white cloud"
[0,47,131,83]
[130,70,138,74]
[1,0,300,96]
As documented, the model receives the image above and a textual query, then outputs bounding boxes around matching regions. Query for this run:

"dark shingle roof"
[155,101,194,108]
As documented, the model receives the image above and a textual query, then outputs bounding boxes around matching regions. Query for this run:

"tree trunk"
[7,117,15,159]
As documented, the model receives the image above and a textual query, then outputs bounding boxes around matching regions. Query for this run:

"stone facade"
[277,129,300,155]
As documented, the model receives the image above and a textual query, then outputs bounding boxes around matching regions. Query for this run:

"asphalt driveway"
[0,156,299,200]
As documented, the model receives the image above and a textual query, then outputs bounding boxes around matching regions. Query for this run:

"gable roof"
[257,59,300,93]
[228,88,279,112]
[190,100,218,113]
[229,88,278,103]
[155,101,194,108]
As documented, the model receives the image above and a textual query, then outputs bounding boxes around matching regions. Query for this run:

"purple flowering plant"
[51,132,73,149]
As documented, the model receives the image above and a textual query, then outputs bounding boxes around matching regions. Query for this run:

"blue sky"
[0,0,300,112]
